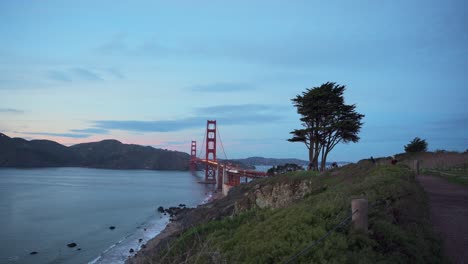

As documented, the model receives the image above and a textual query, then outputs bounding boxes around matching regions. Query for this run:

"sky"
[1,0,467,162]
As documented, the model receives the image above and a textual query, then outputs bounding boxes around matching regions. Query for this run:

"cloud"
[0,108,23,113]
[0,78,53,90]
[189,82,255,93]
[107,68,125,79]
[71,68,102,81]
[221,114,281,124]
[92,115,281,133]
[428,116,468,130]
[47,67,104,82]
[95,32,388,69]
[195,104,280,115]
[48,70,72,82]
[97,33,128,55]
[97,34,173,58]
[20,128,109,140]
[152,140,187,148]
[92,118,203,132]
[70,128,109,134]
[21,131,90,138]
[91,104,285,133]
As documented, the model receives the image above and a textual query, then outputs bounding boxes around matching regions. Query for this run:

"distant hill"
[0,133,189,170]
[231,156,309,167]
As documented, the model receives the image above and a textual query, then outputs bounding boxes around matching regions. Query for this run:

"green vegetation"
[404,137,428,153]
[422,167,468,186]
[288,82,364,171]
[266,163,304,176]
[147,162,446,263]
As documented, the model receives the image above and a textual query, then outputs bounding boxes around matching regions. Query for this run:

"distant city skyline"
[1,1,467,161]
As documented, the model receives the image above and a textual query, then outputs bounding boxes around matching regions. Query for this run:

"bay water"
[0,168,211,264]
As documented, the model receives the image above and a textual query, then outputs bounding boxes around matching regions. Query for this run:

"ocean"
[0,168,211,264]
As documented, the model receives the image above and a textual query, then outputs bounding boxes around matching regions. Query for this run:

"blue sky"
[1,0,467,161]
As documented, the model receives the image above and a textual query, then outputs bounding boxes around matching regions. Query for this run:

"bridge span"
[189,120,267,195]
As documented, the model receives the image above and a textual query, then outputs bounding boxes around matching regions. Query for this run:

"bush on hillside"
[404,137,428,153]
[267,163,304,176]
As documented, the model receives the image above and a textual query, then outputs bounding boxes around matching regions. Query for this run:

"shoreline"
[206,189,224,203]
[89,215,170,264]
[90,191,221,264]
[126,189,225,264]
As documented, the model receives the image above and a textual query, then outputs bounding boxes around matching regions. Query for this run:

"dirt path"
[417,175,468,264]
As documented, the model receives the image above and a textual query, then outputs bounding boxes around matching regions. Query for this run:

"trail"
[417,175,468,264]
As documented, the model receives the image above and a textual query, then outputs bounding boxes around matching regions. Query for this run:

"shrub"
[404,137,428,153]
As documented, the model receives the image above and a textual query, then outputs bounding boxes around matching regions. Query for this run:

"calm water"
[0,168,210,264]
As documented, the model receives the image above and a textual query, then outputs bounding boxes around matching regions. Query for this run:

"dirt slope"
[417,175,468,264]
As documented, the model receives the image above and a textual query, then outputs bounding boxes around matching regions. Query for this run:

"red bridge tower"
[190,140,197,171]
[205,120,217,183]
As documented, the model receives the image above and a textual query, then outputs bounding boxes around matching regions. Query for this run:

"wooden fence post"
[413,160,420,175]
[351,198,368,233]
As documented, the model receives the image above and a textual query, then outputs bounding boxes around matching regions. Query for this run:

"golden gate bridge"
[189,120,267,195]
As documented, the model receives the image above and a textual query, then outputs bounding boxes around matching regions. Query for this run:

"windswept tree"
[404,137,428,152]
[288,82,364,171]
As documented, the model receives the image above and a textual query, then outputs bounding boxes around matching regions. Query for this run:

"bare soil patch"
[417,175,468,263]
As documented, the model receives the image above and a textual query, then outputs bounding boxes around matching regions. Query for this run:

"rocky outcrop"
[234,180,327,212]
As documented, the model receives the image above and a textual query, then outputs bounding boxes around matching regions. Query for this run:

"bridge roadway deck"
[192,158,267,178]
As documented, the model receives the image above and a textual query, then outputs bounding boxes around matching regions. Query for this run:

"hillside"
[129,158,448,263]
[0,133,189,170]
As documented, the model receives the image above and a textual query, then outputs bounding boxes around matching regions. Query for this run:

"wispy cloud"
[97,33,128,55]
[195,104,280,115]
[91,104,285,133]
[21,131,90,138]
[71,68,102,81]
[107,68,125,79]
[48,70,72,82]
[92,118,203,132]
[70,128,109,134]
[97,34,171,58]
[0,108,23,113]
[189,82,255,93]
[428,116,468,130]
[95,33,377,69]
[47,67,123,83]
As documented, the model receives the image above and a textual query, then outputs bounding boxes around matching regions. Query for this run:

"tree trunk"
[313,155,319,171]
[320,146,326,171]
[320,152,327,171]
[313,141,320,171]
[308,147,314,170]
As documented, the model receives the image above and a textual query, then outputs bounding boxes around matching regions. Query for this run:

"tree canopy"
[404,137,428,152]
[288,82,364,171]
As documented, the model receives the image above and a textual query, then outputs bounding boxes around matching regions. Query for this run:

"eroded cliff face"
[234,179,326,213]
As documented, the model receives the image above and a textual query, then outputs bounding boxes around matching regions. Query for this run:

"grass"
[147,163,446,264]
[422,167,468,186]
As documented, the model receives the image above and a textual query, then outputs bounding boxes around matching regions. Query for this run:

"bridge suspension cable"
[197,128,206,159]
[217,126,229,160]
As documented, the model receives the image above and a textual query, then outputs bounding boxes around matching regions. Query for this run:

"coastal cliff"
[128,159,448,263]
